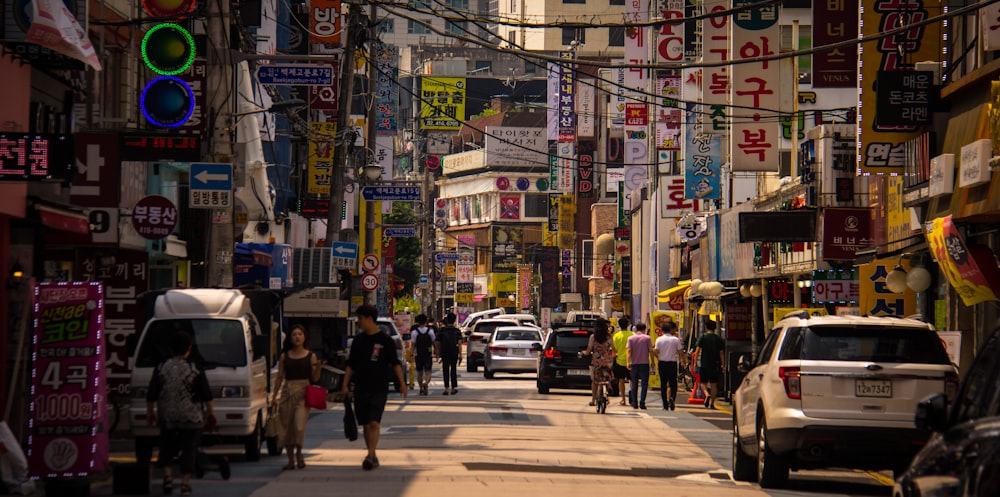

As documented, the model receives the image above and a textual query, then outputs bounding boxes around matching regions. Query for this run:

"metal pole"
[364,1,378,307]
[325,6,360,245]
[206,0,233,287]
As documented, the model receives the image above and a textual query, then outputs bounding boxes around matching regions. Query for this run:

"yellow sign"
[558,194,575,250]
[307,121,336,194]
[650,310,683,331]
[858,258,917,317]
[926,215,998,306]
[489,272,517,294]
[885,176,913,252]
[773,307,828,323]
[420,77,466,130]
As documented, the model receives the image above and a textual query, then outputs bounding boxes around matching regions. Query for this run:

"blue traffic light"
[141,76,195,128]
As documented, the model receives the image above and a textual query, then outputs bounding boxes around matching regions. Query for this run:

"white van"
[129,289,282,463]
[459,308,506,337]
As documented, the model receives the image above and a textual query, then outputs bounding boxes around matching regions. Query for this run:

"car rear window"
[496,329,542,341]
[779,325,951,364]
[551,331,591,351]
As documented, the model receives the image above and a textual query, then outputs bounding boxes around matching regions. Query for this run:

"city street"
[85,371,894,497]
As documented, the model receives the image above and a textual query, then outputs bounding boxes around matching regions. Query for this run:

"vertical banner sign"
[549,154,559,193]
[420,77,466,130]
[926,215,999,306]
[610,65,628,126]
[702,0,731,131]
[29,282,109,478]
[813,0,859,87]
[661,175,703,218]
[309,0,342,46]
[577,143,595,197]
[656,74,682,150]
[730,0,781,172]
[548,194,560,232]
[178,60,207,137]
[656,0,686,63]
[517,264,532,310]
[547,62,559,141]
[624,0,649,92]
[558,194,576,250]
[374,43,398,134]
[858,258,917,316]
[576,78,596,138]
[624,102,649,191]
[558,142,575,192]
[683,109,722,200]
[859,0,943,174]
[557,51,577,142]
[561,249,573,293]
[307,121,336,194]
[538,247,561,308]
[455,252,474,304]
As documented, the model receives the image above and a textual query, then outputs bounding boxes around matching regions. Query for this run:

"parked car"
[502,313,540,328]
[732,313,959,488]
[536,323,596,394]
[893,321,1000,497]
[483,326,544,379]
[466,318,519,372]
[459,308,506,338]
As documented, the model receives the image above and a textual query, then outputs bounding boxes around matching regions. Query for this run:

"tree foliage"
[386,202,420,296]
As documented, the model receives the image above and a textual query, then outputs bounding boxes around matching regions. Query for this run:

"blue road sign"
[189,163,233,208]
[383,226,417,237]
[435,252,460,263]
[330,241,358,270]
[361,186,421,201]
[255,65,334,86]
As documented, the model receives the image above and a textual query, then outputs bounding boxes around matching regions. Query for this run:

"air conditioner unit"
[292,248,338,285]
[284,286,342,315]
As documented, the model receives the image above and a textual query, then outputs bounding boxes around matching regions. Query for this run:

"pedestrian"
[653,321,686,410]
[271,324,323,470]
[435,313,462,395]
[581,319,615,406]
[626,323,654,409]
[611,316,633,405]
[146,331,215,497]
[410,314,438,395]
[342,304,408,470]
[695,319,726,409]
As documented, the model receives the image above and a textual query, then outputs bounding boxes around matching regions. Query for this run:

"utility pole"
[364,1,378,307]
[324,6,361,245]
[206,0,233,287]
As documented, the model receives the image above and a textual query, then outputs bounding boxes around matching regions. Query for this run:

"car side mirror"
[915,393,949,432]
[738,354,753,373]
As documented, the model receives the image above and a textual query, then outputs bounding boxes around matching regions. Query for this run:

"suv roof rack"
[783,310,812,320]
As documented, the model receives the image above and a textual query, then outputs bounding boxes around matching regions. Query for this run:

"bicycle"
[594,367,612,414]
[678,363,695,391]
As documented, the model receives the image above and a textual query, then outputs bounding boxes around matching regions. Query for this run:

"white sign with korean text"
[660,175,702,219]
[730,1,781,172]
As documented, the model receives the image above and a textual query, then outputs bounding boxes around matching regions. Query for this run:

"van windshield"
[136,319,247,369]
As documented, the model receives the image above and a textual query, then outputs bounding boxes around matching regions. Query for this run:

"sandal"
[588,400,596,406]
[162,476,173,493]
[296,455,306,469]
[180,484,192,496]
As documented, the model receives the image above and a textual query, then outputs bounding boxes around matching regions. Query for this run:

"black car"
[536,323,594,394]
[894,321,1000,497]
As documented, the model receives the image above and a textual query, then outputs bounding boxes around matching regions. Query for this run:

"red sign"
[601,262,615,281]
[0,133,75,181]
[725,301,752,340]
[29,282,109,478]
[822,208,872,261]
[310,0,342,45]
[131,195,177,240]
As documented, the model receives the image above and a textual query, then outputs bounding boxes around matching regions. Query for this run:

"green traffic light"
[141,23,195,76]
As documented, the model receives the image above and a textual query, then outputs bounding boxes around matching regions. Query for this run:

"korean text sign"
[29,282,109,478]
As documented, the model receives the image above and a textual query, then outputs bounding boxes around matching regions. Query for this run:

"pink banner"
[26,0,101,71]
[29,281,108,478]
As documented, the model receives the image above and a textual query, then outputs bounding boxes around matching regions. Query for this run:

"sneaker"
[442,390,450,395]
[669,400,676,411]
[450,388,457,395]
[639,403,647,410]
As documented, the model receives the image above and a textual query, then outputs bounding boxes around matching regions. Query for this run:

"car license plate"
[568,369,589,376]
[511,349,525,356]
[855,379,892,398]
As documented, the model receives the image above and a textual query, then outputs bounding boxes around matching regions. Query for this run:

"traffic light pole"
[206,0,233,288]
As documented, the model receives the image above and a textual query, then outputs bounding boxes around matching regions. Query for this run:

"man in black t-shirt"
[695,319,726,410]
[342,305,407,470]
[435,313,462,395]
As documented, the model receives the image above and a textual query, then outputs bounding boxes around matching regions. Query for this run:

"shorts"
[699,366,721,383]
[353,391,388,425]
[414,355,434,372]
[613,363,630,380]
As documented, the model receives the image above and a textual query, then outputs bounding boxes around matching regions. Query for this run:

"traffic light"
[140,2,197,128]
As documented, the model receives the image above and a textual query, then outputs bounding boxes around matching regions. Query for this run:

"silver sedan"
[483,326,544,379]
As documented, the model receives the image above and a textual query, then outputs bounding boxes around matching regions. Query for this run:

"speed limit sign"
[361,273,380,291]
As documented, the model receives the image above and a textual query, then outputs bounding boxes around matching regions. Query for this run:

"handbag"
[264,405,280,437]
[343,398,358,441]
[304,385,327,410]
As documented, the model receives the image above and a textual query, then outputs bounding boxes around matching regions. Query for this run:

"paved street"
[77,372,892,497]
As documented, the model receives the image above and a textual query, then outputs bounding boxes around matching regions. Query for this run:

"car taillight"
[544,348,561,359]
[488,346,507,353]
[944,371,959,403]
[778,366,801,399]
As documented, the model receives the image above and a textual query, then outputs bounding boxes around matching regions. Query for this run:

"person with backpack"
[435,313,462,395]
[410,314,438,395]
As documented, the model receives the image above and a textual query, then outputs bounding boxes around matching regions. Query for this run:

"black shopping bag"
[343,398,358,441]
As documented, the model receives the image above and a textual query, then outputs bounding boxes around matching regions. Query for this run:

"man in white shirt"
[653,321,686,410]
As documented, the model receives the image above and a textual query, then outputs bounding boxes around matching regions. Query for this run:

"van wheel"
[244,415,263,462]
[756,417,789,488]
[134,436,155,465]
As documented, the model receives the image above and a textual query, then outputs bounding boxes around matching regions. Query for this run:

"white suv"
[732,313,959,488]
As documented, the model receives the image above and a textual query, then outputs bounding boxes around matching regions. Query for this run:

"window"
[475,60,492,74]
[581,239,594,277]
[136,319,247,368]
[447,20,467,35]
[780,24,812,84]
[756,328,781,366]
[563,0,586,4]
[408,20,431,34]
[561,28,585,46]
[524,193,548,218]
[608,26,625,47]
[524,61,537,73]
[798,326,952,364]
[610,0,625,4]
[508,30,517,47]
[377,19,394,34]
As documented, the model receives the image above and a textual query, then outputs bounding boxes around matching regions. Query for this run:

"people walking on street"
[146,331,215,496]
[626,323,654,409]
[435,313,462,395]
[612,316,633,405]
[410,314,438,395]
[582,319,616,407]
[342,304,408,470]
[653,322,686,410]
[272,324,323,470]
[695,319,726,409]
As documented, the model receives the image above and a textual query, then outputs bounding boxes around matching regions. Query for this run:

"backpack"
[415,327,433,357]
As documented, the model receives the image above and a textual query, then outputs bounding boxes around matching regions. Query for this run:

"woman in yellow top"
[272,324,322,470]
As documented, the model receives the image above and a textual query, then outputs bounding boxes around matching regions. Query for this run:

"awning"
[657,281,691,303]
[36,204,90,234]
